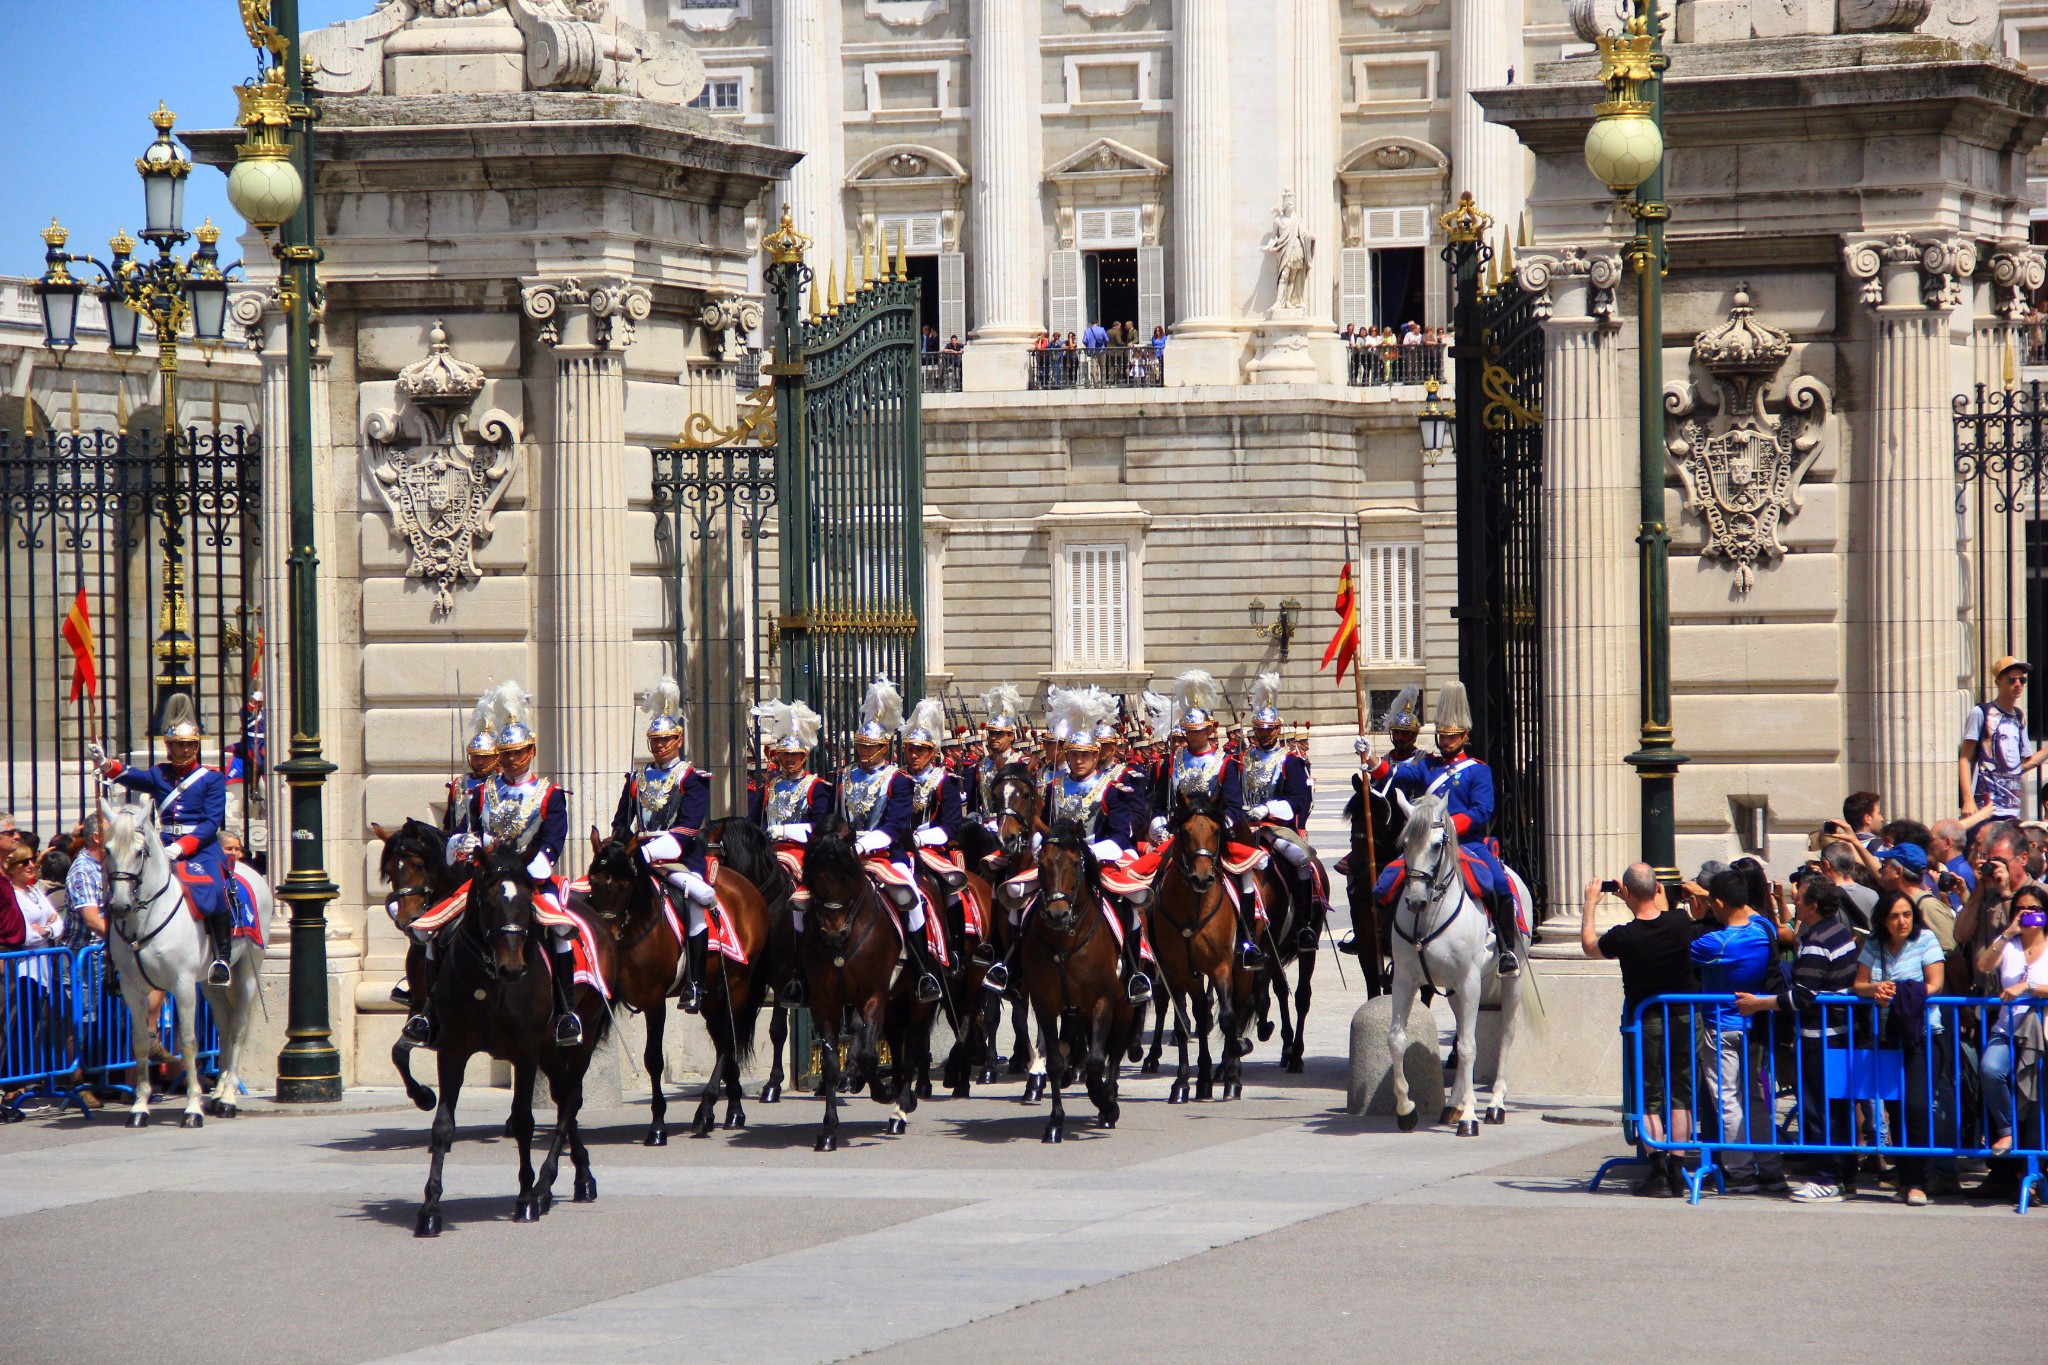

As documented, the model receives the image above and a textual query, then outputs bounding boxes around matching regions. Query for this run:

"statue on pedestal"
[1261,192,1314,315]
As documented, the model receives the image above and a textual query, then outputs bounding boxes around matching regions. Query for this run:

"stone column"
[1522,247,1636,918]
[1846,234,1975,822]
[962,0,1041,389]
[1968,245,2045,695]
[1451,0,1523,232]
[523,278,653,840]
[1167,0,1240,384]
[776,0,844,270]
[1245,0,1343,384]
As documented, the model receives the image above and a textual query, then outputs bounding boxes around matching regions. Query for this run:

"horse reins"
[1393,829,1465,995]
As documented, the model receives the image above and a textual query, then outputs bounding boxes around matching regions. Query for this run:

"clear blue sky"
[0,1,365,279]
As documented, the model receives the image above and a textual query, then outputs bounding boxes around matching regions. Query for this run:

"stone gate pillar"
[1846,233,1975,821]
[523,278,652,840]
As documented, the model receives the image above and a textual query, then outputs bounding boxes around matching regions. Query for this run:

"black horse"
[410,838,614,1237]
[1339,767,1400,998]
[372,817,465,1096]
[700,817,803,1106]
[955,761,1043,1085]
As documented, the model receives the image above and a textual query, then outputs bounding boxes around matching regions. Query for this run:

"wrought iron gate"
[0,423,263,851]
[1445,209,1548,914]
[1953,381,2048,737]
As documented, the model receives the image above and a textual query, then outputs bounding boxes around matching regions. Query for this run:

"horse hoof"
[1043,1121,1063,1144]
[573,1175,598,1203]
[976,1066,998,1086]
[1284,1056,1304,1075]
[1484,1106,1506,1125]
[759,1081,783,1105]
[815,1131,838,1153]
[1222,1082,1242,1101]
[691,1120,714,1140]
[1140,1058,1160,1076]
[645,1128,668,1147]
[181,1112,204,1130]
[1235,1038,1255,1058]
[1098,1114,1117,1131]
[1021,1076,1046,1104]
[1456,1120,1480,1138]
[217,1104,238,1120]
[915,1078,933,1100]
[538,1191,554,1217]
[1439,1106,1458,1127]
[411,1089,437,1113]
[1257,1020,1275,1042]
[725,1111,747,1131]
[1195,1083,1214,1101]
[1167,1080,1189,1105]
[885,1115,908,1137]
[1395,1108,1420,1133]
[415,1211,443,1238]
[127,1111,149,1130]
[513,1200,540,1223]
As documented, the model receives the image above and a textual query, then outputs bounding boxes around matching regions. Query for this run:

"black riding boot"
[203,908,234,986]
[1236,877,1265,971]
[679,929,708,1014]
[983,934,1021,997]
[1289,868,1318,953]
[1118,902,1152,1004]
[549,942,585,1048]
[904,918,945,1005]
[1488,890,1521,977]
[400,944,437,1045]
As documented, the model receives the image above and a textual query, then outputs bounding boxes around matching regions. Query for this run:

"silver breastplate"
[635,764,684,830]
[908,767,943,821]
[1173,749,1224,799]
[1052,772,1108,831]
[841,765,895,827]
[768,776,813,824]
[484,777,549,847]
[1244,748,1286,806]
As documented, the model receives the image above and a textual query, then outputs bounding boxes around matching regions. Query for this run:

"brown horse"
[958,761,1044,1084]
[1148,793,1254,1103]
[698,817,802,1106]
[410,838,614,1237]
[798,829,939,1151]
[1018,822,1132,1142]
[1245,831,1330,1074]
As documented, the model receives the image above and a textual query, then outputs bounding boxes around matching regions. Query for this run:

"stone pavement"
[1,941,2035,1365]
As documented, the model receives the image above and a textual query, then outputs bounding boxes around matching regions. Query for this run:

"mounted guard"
[1242,673,1322,951]
[970,683,1027,825]
[749,697,832,877]
[1369,681,1525,976]
[836,677,945,1005]
[90,693,234,986]
[613,675,716,1014]
[443,690,500,841]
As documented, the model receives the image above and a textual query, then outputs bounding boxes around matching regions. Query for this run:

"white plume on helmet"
[1435,681,1473,733]
[1141,690,1173,743]
[980,682,1025,730]
[489,679,535,747]
[753,697,822,753]
[858,675,904,740]
[160,692,203,740]
[1172,669,1221,725]
[464,689,500,755]
[1044,685,1088,743]
[1378,684,1422,732]
[639,674,683,737]
[903,697,947,745]
[1250,671,1282,725]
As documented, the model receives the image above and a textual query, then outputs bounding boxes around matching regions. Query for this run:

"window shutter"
[1362,206,1429,247]
[1396,207,1429,242]
[939,250,966,344]
[1065,544,1129,670]
[1049,248,1083,336]
[1138,245,1165,338]
[1339,247,1372,329]
[1361,543,1423,665]
[879,213,943,254]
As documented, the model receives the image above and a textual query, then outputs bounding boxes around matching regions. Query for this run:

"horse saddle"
[917,847,967,891]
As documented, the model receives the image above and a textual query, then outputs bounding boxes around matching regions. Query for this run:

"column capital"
[1516,244,1622,324]
[1986,241,2047,320]
[1842,232,1976,312]
[521,276,654,351]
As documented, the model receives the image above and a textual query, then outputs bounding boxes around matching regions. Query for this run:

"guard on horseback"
[1337,684,1418,956]
[1140,671,1266,970]
[614,676,716,1014]
[838,677,944,1005]
[1369,681,1522,976]
[463,682,587,1046]
[89,694,234,986]
[1243,673,1321,953]
[749,698,833,847]
[443,691,500,841]
[969,684,1026,826]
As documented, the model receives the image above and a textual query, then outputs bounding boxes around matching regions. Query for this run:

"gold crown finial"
[762,203,812,265]
[41,218,68,249]
[110,227,137,257]
[1439,191,1493,245]
[894,228,908,282]
[150,101,177,132]
[196,218,221,246]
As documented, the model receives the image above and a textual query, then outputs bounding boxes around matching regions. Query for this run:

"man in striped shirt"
[1737,876,1861,1202]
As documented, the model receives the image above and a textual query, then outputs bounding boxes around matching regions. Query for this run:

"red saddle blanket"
[862,856,950,967]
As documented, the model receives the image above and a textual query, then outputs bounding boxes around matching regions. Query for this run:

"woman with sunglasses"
[1975,882,2048,1153]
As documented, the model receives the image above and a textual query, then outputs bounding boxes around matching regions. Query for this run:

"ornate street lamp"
[34,104,245,733]
[1417,375,1454,464]
[1585,0,1687,886]
[1248,597,1302,660]
[232,0,342,1103]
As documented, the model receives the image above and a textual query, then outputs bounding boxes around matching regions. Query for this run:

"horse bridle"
[809,870,886,971]
[104,820,184,993]
[1394,822,1464,992]
[996,776,1036,857]
[1174,817,1220,892]
[459,867,539,982]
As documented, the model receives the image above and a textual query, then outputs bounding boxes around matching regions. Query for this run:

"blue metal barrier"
[1601,994,2048,1212]
[3,944,223,1120]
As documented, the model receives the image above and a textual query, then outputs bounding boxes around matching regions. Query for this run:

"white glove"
[640,832,683,863]
[1250,803,1270,822]
[526,853,553,881]
[1147,815,1169,843]
[86,741,107,770]
[1265,798,1294,823]
[855,830,890,855]
[1089,838,1124,863]
[1353,737,1372,757]
[915,826,948,848]
[772,823,810,845]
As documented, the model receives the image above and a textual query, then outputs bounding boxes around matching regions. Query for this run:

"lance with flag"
[62,586,97,704]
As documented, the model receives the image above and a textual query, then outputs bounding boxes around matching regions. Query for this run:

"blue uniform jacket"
[110,761,227,916]
[471,779,569,873]
[1162,750,1247,829]
[1371,752,1507,902]
[913,770,969,846]
[615,765,712,877]
[1101,768,1149,853]
[443,774,488,837]
[748,773,837,831]
[1247,749,1315,832]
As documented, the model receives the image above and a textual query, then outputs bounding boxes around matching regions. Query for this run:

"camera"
[1599,879,1621,896]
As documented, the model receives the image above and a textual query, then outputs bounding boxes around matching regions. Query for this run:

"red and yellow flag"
[1319,561,1359,682]
[62,587,97,702]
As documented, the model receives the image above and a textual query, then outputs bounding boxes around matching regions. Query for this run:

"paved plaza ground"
[1,944,2038,1365]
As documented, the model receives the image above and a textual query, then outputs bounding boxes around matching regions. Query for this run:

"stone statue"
[1262,191,1314,314]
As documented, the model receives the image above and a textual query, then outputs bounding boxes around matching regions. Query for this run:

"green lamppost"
[1584,0,1686,884]
[227,0,342,1102]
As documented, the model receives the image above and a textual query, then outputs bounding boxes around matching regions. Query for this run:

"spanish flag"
[1319,561,1359,682]
[62,587,97,702]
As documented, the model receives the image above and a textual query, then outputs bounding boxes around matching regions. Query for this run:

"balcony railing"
[920,351,963,392]
[1029,344,1164,391]
[1347,340,1446,388]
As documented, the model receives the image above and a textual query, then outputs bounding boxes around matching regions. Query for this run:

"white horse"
[99,800,266,1127]
[1385,792,1523,1136]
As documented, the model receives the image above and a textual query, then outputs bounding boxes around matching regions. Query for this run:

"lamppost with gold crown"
[34,104,241,734]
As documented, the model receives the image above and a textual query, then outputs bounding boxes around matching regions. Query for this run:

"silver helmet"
[160,692,204,741]
[640,674,683,740]
[1173,670,1221,732]
[754,697,822,754]
[980,683,1025,734]
[1379,685,1423,733]
[902,697,946,748]
[489,679,536,750]
[1250,671,1282,728]
[463,690,499,756]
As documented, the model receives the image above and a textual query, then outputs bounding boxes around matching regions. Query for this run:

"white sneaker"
[1790,1180,1844,1203]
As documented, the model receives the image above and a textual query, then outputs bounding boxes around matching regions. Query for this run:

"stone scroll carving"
[521,277,653,350]
[1988,245,2048,321]
[1843,233,1977,311]
[1663,286,1831,596]
[1515,245,1622,323]
[364,322,520,618]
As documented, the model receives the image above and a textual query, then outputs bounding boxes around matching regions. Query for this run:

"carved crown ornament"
[1663,286,1831,596]
[364,321,520,618]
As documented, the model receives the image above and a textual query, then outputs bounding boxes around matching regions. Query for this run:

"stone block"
[1504,951,1624,1102]
[1674,761,1845,829]
[361,642,533,702]
[1346,995,1443,1116]
[357,313,524,376]
[1671,622,1842,687]
[626,379,694,444]
[1670,550,1837,618]
[365,775,458,824]
[361,706,472,768]
[361,575,531,638]
[1673,692,1843,760]
[362,508,530,572]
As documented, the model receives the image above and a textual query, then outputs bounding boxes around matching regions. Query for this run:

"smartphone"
[1599,879,1621,895]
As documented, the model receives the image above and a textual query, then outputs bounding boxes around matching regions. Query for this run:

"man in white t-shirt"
[1961,656,2048,820]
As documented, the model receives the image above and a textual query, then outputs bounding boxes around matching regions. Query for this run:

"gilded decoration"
[364,322,520,617]
[1663,286,1831,596]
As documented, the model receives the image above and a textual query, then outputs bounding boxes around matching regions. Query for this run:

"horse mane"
[1402,793,1457,866]
[802,828,864,891]
[997,759,1036,786]
[709,817,786,900]
[382,817,449,878]
[1171,791,1223,833]
[105,802,150,866]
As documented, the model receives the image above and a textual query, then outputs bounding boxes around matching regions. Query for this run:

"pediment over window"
[1046,138,1170,182]
[847,143,970,185]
